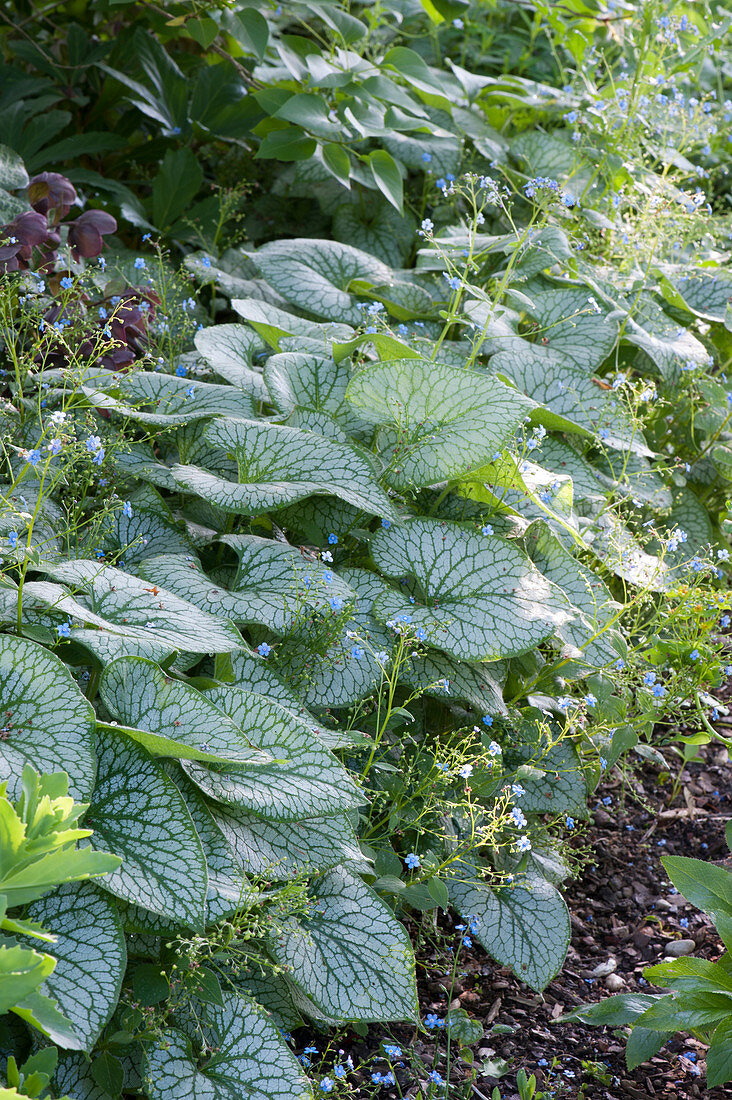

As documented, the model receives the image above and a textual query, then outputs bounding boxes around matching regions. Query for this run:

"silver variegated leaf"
[27,883,126,1050]
[448,871,570,992]
[370,519,572,661]
[0,634,95,801]
[85,371,256,427]
[41,561,243,655]
[185,683,363,820]
[272,866,418,1023]
[139,536,354,636]
[232,296,353,350]
[401,651,507,715]
[210,803,365,878]
[346,359,534,491]
[171,417,396,519]
[144,993,311,1100]
[171,772,253,925]
[526,525,624,666]
[89,730,207,930]
[249,237,392,324]
[282,568,392,708]
[195,322,266,397]
[99,657,272,766]
[99,484,193,566]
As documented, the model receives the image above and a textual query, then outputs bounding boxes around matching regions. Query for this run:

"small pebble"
[605,973,626,991]
[664,939,696,957]
[589,957,617,978]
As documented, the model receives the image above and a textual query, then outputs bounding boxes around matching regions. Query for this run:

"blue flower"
[652,683,666,699]
[405,852,420,870]
[482,715,493,726]
[689,649,699,661]
[584,693,598,708]
[600,757,608,771]
[566,816,575,829]
[350,645,364,660]
[381,518,391,528]
[424,1013,443,1029]
[383,1043,402,1059]
[122,501,133,518]
[330,596,343,612]
[327,533,338,545]
[481,524,494,535]
[7,531,18,549]
[133,257,146,270]
[257,642,272,657]
[319,1078,334,1093]
[56,623,71,638]
[429,1071,444,1085]
[516,836,532,852]
[422,152,432,162]
[60,276,74,290]
[23,449,42,466]
[175,365,187,377]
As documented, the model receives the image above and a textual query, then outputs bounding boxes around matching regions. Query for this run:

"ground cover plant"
[1,0,732,1097]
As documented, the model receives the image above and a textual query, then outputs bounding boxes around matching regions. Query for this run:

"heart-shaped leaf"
[144,994,311,1100]
[139,536,354,635]
[272,866,418,1022]
[41,561,243,656]
[0,635,95,801]
[280,568,392,708]
[85,371,256,427]
[99,485,193,566]
[99,658,272,766]
[448,871,570,991]
[171,417,396,519]
[89,731,207,930]
[346,359,534,490]
[249,238,392,324]
[194,323,268,398]
[208,803,365,878]
[185,683,363,820]
[370,519,571,661]
[401,651,507,715]
[171,772,252,925]
[27,883,126,1050]
[231,297,353,350]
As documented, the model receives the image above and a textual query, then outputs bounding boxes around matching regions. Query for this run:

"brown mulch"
[296,746,731,1098]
